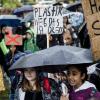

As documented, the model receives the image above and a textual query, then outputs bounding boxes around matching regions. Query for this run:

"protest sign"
[82,0,100,61]
[86,12,100,37]
[33,6,63,34]
[4,27,22,46]
[5,34,22,46]
[82,0,100,17]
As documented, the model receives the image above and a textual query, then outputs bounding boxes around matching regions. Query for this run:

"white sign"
[33,6,63,34]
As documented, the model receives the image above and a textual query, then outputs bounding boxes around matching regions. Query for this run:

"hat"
[26,30,33,36]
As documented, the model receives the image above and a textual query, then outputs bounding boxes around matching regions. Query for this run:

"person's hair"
[64,16,70,25]
[21,70,41,92]
[68,64,88,83]
[1,24,7,29]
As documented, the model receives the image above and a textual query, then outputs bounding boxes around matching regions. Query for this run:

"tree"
[23,0,36,5]
[2,0,22,9]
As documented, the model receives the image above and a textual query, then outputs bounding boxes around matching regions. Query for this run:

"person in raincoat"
[15,68,43,100]
[0,65,5,92]
[23,29,39,53]
[14,67,61,100]
[60,65,100,100]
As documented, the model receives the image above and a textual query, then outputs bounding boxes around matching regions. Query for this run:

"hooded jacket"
[23,29,39,53]
[69,81,98,100]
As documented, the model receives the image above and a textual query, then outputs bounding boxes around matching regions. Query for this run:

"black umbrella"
[0,15,22,27]
[10,46,93,71]
[66,1,82,12]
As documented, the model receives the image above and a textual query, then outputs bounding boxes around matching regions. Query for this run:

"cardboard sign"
[87,12,100,61]
[82,0,100,61]
[4,27,22,46]
[82,0,100,17]
[33,6,63,34]
[91,36,100,61]
[5,34,22,46]
[86,12,100,37]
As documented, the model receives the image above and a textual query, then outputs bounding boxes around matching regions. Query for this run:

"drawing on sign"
[5,27,22,45]
[6,35,22,45]
[33,6,63,34]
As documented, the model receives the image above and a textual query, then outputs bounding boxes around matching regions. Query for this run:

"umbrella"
[22,12,34,22]
[63,12,84,29]
[10,46,93,71]
[0,15,22,27]
[66,1,81,12]
[13,5,33,15]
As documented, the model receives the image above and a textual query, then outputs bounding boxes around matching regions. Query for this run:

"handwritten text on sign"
[33,6,63,34]
[82,0,100,16]
[82,0,100,61]
[82,0,100,37]
[86,12,100,36]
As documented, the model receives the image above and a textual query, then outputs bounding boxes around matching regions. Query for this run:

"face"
[24,68,37,81]
[26,33,32,39]
[63,31,73,45]
[67,66,85,89]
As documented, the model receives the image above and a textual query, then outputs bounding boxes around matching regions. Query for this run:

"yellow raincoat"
[0,65,5,91]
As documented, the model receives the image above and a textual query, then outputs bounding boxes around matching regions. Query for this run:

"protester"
[14,67,61,100]
[41,77,61,100]
[5,45,19,78]
[63,30,73,46]
[0,25,10,94]
[23,29,39,53]
[5,45,20,100]
[78,23,90,48]
[0,65,5,92]
[24,21,37,44]
[48,33,60,47]
[15,68,43,100]
[60,65,100,100]
[63,16,71,32]
[63,14,81,47]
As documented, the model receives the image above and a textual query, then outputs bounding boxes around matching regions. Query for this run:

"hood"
[75,81,96,92]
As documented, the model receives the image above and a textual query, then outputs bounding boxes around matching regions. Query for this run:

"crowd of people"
[0,9,100,100]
